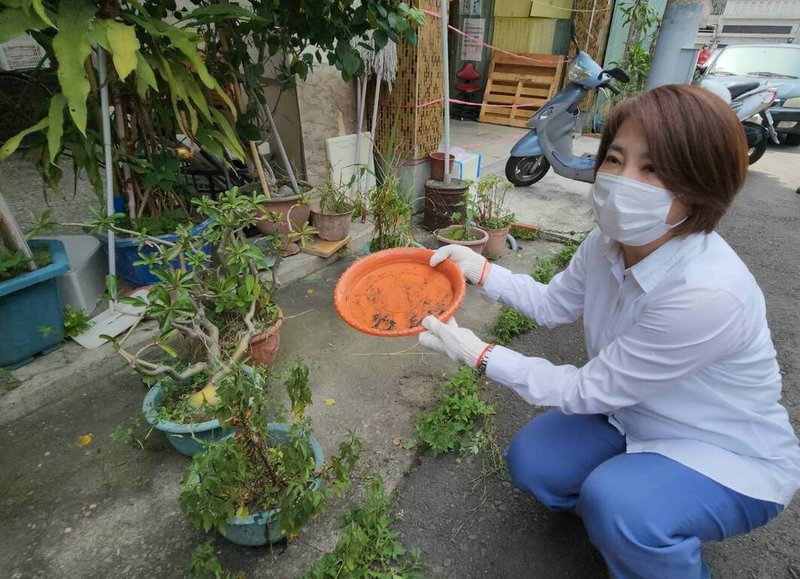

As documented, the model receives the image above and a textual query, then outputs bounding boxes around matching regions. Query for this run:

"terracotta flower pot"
[434,225,489,255]
[311,208,353,241]
[480,225,511,258]
[246,314,283,367]
[255,196,311,236]
[429,151,455,182]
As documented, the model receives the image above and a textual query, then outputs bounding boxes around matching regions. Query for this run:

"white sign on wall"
[461,18,485,62]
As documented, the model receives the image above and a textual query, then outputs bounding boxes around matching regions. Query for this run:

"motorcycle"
[505,47,629,187]
[702,79,779,165]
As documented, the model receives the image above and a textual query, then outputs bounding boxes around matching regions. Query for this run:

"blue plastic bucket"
[0,239,70,368]
[97,218,212,287]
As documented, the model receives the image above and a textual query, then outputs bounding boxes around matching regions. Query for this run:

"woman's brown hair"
[595,84,748,234]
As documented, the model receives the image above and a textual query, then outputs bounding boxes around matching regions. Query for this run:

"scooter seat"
[727,81,761,100]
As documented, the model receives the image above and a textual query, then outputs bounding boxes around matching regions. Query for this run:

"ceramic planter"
[255,195,312,236]
[219,423,325,546]
[0,239,70,368]
[311,208,353,241]
[142,384,232,457]
[246,313,283,367]
[429,151,455,182]
[96,218,212,287]
[480,225,511,258]
[423,179,469,232]
[434,225,489,255]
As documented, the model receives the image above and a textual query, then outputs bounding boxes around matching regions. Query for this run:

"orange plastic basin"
[334,247,466,337]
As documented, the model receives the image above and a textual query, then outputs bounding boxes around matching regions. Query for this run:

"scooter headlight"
[567,60,593,84]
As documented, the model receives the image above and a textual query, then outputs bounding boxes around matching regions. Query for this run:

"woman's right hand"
[430,244,488,285]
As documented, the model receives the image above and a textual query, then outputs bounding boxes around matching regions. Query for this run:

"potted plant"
[180,362,361,546]
[366,168,416,253]
[179,0,426,236]
[0,191,69,368]
[0,0,249,287]
[423,175,470,232]
[90,187,313,456]
[311,178,355,241]
[472,174,515,258]
[434,188,488,255]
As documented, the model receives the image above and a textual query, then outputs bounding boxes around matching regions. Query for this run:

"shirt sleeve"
[485,286,746,414]
[481,231,595,329]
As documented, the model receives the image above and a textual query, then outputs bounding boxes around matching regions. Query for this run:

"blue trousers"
[505,410,783,579]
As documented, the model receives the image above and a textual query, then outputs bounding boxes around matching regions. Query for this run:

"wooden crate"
[479,51,564,128]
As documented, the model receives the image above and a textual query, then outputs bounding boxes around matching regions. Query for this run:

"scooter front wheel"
[505,155,550,187]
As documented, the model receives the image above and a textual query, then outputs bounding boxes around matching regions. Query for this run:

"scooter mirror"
[603,68,631,83]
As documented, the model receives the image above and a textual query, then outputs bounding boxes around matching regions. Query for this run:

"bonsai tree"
[88,186,314,409]
[0,0,245,232]
[473,174,515,231]
[180,362,362,544]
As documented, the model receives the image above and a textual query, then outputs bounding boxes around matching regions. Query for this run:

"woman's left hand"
[419,316,488,368]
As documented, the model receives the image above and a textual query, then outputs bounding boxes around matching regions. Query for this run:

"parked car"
[698,44,800,145]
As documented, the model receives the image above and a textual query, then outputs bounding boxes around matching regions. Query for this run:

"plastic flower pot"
[480,225,512,258]
[97,218,213,287]
[142,383,232,457]
[0,239,70,368]
[218,423,324,546]
[429,151,455,182]
[435,225,489,255]
[334,247,466,337]
[311,208,353,241]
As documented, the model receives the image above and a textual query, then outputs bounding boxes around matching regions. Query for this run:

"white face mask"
[590,173,683,247]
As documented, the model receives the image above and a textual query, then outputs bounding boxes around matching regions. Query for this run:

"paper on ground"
[72,287,150,349]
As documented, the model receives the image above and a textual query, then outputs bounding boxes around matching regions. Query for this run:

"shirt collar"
[628,233,705,293]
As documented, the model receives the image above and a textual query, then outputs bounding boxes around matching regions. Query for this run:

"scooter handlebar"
[606,84,621,95]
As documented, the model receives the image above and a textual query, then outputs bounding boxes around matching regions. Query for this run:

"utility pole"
[646,0,705,89]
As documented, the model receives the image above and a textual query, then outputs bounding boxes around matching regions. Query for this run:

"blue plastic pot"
[97,218,213,287]
[220,423,325,546]
[0,239,70,368]
[142,383,232,457]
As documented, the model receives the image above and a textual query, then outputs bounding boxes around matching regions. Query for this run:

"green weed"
[305,476,422,578]
[189,541,233,579]
[0,368,20,392]
[415,367,493,456]
[63,305,92,339]
[509,225,539,241]
[489,306,536,345]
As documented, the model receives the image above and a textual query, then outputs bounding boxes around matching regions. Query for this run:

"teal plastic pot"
[141,384,232,457]
[0,239,70,368]
[221,423,325,546]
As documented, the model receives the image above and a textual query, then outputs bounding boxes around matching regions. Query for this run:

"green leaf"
[46,93,66,164]
[31,0,55,29]
[0,7,48,44]
[160,26,216,89]
[134,53,158,98]
[104,20,140,80]
[209,109,245,160]
[105,274,118,301]
[88,19,111,51]
[52,0,95,135]
[0,117,48,161]
[158,342,178,358]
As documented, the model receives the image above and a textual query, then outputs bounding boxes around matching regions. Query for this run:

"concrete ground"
[2,121,799,577]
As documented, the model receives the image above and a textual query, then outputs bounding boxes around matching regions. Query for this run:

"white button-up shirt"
[483,228,800,505]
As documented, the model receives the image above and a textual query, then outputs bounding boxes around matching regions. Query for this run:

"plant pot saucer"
[334,247,466,337]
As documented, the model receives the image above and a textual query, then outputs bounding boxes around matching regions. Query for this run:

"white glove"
[418,316,488,368]
[430,244,488,285]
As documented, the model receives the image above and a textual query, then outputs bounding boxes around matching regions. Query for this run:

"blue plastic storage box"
[0,239,70,368]
[96,218,212,287]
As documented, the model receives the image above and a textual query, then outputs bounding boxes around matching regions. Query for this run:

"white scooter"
[703,79,779,165]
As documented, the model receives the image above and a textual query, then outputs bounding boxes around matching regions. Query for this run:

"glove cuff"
[462,257,487,285]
